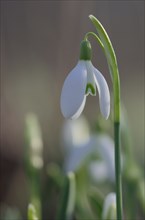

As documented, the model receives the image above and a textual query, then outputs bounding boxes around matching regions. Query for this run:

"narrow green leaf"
[28,204,39,220]
[137,178,145,213]
[87,187,104,219]
[56,172,76,220]
[46,163,64,188]
[25,113,43,173]
[24,114,43,220]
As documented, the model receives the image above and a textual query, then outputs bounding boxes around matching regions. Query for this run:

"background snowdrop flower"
[102,193,116,220]
[89,135,115,183]
[89,161,110,183]
[61,116,116,182]
[60,40,110,120]
[61,116,90,153]
[61,115,91,170]
[61,118,115,182]
[64,134,115,182]
[64,136,94,172]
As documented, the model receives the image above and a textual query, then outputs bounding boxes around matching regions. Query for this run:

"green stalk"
[84,32,105,51]
[88,15,123,219]
[114,122,123,220]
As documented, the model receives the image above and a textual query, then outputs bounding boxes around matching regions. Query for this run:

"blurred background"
[0,0,144,219]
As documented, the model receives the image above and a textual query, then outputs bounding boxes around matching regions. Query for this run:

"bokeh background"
[1,0,144,218]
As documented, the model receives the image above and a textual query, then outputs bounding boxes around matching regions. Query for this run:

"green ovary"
[85,83,96,96]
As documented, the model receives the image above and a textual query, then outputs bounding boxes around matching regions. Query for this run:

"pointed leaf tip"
[89,14,94,19]
[89,15,98,23]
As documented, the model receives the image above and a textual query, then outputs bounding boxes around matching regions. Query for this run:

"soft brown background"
[1,0,144,216]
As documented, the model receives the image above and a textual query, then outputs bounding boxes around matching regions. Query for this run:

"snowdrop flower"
[89,161,111,183]
[61,116,90,153]
[102,193,116,220]
[61,116,115,182]
[64,133,115,182]
[60,40,110,120]
[89,135,115,182]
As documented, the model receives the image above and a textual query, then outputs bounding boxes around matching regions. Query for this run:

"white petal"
[60,61,87,119]
[102,193,116,220]
[61,116,90,153]
[93,67,110,119]
[89,161,108,183]
[70,96,86,119]
[85,61,96,96]
[64,133,115,180]
[64,138,94,172]
[93,134,115,182]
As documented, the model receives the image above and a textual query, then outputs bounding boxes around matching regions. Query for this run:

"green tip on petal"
[85,83,96,96]
[79,40,92,61]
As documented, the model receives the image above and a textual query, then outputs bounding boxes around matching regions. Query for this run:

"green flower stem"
[84,32,105,51]
[114,122,123,220]
[88,15,123,219]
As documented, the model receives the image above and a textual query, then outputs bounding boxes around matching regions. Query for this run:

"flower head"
[60,40,110,119]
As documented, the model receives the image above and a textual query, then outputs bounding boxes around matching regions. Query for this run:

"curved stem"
[88,15,123,219]
[84,32,105,52]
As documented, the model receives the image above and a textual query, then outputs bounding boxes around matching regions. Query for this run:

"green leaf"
[137,178,145,213]
[46,163,64,188]
[28,204,39,220]
[88,187,104,219]
[56,172,76,220]
[24,113,43,179]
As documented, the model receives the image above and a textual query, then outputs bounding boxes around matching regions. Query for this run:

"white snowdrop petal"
[61,116,90,153]
[93,67,110,119]
[70,96,86,119]
[64,133,115,178]
[89,161,108,183]
[102,193,116,220]
[85,61,96,96]
[60,61,87,119]
[86,134,115,182]
[64,138,94,172]
[94,135,115,182]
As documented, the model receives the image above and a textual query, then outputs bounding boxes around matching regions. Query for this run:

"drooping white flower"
[89,135,115,182]
[60,40,110,120]
[61,116,115,182]
[89,161,111,183]
[64,134,115,182]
